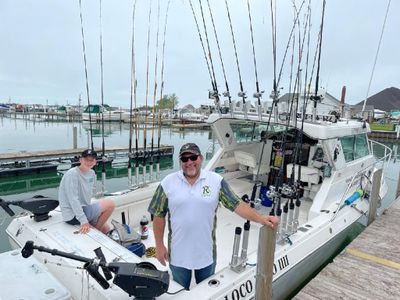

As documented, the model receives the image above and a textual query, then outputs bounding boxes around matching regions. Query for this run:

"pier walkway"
[0,145,174,162]
[294,198,400,299]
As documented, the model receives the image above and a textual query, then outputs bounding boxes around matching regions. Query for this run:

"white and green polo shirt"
[148,169,240,269]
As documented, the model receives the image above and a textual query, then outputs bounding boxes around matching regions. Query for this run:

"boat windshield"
[340,134,370,162]
[230,120,288,144]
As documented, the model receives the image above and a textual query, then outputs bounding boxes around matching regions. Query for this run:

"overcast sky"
[0,0,398,108]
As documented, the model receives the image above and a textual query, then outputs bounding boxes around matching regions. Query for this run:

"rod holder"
[240,222,250,262]
[230,227,242,269]
[292,200,301,233]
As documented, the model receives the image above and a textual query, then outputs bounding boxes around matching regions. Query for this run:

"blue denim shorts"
[66,202,101,226]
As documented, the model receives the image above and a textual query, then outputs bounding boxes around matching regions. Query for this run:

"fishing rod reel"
[208,89,219,100]
[21,241,169,300]
[280,183,297,199]
[0,195,58,222]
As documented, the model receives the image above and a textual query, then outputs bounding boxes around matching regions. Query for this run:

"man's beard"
[184,167,199,178]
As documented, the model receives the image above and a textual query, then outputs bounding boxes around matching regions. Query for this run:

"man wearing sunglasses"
[148,143,279,290]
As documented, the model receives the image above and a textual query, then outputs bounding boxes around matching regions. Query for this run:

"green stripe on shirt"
[148,184,169,217]
[219,179,240,211]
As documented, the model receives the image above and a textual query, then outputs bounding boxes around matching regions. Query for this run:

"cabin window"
[340,134,369,162]
[230,121,287,144]
[340,136,354,162]
[354,134,369,159]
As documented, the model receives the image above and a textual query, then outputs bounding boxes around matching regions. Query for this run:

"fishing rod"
[188,0,214,97]
[99,0,107,195]
[156,0,171,179]
[310,0,326,122]
[289,3,314,234]
[224,0,247,118]
[78,0,94,150]
[143,0,153,185]
[128,0,138,187]
[246,0,264,120]
[277,1,312,235]
[269,0,279,122]
[197,0,221,114]
[150,0,161,182]
[205,0,232,115]
[276,0,306,89]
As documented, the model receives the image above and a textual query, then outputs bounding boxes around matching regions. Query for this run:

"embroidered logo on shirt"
[202,185,211,197]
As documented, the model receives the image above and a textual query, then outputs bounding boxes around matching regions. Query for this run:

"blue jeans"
[170,261,216,290]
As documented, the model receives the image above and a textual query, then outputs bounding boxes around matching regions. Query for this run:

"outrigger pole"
[156,0,172,179]
[78,0,94,150]
[150,0,161,182]
[128,0,138,187]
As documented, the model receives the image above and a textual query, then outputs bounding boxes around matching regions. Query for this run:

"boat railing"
[330,141,392,222]
[369,139,392,177]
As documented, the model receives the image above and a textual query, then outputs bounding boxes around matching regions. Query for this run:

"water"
[0,117,214,252]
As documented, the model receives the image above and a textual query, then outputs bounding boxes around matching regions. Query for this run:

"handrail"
[330,140,392,222]
[330,171,359,222]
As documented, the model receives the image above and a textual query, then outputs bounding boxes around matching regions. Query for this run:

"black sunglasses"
[180,154,199,163]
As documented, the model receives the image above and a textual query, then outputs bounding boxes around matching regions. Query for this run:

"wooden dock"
[294,198,400,299]
[368,130,399,140]
[0,145,174,162]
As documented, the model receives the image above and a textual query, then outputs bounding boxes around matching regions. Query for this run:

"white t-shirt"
[148,170,240,269]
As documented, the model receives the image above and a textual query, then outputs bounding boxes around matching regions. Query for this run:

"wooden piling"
[255,226,277,300]
[396,168,400,199]
[73,126,78,149]
[367,168,382,225]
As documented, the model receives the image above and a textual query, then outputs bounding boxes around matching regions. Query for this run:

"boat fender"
[344,189,364,206]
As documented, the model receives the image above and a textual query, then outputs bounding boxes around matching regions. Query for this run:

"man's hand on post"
[260,215,279,230]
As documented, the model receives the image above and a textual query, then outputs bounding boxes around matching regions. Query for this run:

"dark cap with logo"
[81,149,97,158]
[179,143,201,157]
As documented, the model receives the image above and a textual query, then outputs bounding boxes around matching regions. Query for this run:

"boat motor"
[21,241,170,300]
[0,195,58,222]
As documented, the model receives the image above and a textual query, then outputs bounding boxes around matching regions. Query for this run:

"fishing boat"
[2,0,393,298]
[3,104,391,299]
[82,104,129,123]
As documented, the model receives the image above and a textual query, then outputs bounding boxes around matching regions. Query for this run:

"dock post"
[255,225,277,300]
[396,167,400,199]
[73,126,78,149]
[368,168,382,225]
